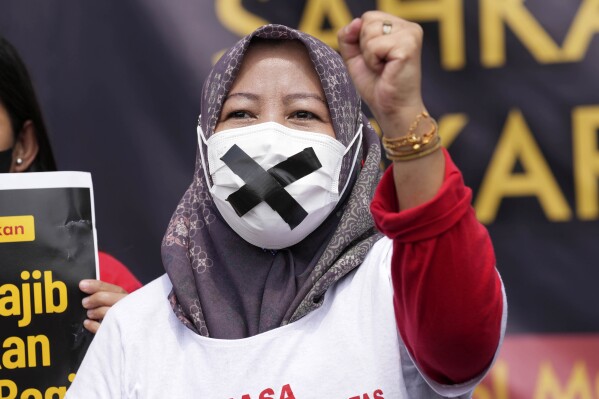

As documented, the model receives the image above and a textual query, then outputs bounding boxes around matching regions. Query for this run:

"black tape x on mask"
[198,121,362,249]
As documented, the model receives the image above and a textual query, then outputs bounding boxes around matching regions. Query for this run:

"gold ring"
[382,20,392,35]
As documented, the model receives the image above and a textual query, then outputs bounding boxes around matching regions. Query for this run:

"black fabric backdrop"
[1,0,598,336]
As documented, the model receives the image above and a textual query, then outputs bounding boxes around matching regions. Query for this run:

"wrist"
[375,103,428,137]
[380,108,442,162]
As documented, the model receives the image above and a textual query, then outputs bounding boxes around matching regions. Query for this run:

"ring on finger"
[382,20,392,35]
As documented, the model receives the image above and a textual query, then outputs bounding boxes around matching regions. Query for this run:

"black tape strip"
[268,147,322,186]
[228,147,322,213]
[223,145,307,229]
[220,144,264,183]
[221,145,322,230]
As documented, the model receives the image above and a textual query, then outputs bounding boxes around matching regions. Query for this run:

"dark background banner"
[1,0,598,341]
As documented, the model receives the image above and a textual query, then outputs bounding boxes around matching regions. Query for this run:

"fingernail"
[79,280,90,290]
[82,297,89,307]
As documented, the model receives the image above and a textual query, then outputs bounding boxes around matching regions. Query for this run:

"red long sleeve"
[98,251,143,293]
[370,148,503,384]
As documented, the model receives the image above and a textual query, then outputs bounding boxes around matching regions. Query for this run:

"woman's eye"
[227,111,251,119]
[292,111,316,120]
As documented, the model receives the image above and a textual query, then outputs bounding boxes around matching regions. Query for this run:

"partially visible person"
[0,35,141,333]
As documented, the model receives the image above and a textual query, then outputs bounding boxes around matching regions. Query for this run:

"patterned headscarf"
[162,24,383,338]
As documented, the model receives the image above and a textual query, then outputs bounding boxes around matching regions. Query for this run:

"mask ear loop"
[197,118,213,190]
[338,123,363,199]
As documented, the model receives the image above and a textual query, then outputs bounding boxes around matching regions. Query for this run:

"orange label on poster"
[0,216,35,243]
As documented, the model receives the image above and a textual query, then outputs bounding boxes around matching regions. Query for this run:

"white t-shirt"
[66,238,503,399]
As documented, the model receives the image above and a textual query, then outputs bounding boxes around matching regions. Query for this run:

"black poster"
[0,172,97,396]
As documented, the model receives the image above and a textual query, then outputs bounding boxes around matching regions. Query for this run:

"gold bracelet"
[385,136,442,162]
[382,111,437,150]
[383,121,437,152]
[381,111,440,161]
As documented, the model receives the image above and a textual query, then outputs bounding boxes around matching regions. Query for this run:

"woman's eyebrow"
[283,93,327,104]
[224,92,260,101]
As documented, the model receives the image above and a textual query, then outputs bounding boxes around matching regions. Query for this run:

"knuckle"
[396,53,410,63]
[406,37,420,52]
[409,23,424,40]
[410,22,423,33]
[361,10,378,21]
[96,291,113,305]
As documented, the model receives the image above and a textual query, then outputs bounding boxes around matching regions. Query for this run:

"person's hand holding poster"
[0,172,97,397]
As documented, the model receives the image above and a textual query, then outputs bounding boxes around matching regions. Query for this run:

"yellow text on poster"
[0,216,35,243]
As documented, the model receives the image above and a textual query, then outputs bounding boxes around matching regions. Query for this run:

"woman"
[67,11,505,398]
[0,35,142,333]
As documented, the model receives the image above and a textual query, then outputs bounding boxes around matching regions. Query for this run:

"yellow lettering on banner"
[44,386,67,398]
[0,378,70,399]
[21,389,42,399]
[437,113,468,148]
[563,0,599,61]
[0,284,21,318]
[368,118,382,138]
[573,105,599,220]
[27,335,50,367]
[298,0,353,49]
[474,109,571,224]
[379,0,464,70]
[215,0,269,38]
[480,0,562,67]
[534,361,593,399]
[44,271,67,314]
[1,337,26,369]
[0,335,50,369]
[472,386,491,399]
[0,271,68,328]
[20,273,31,328]
[32,271,43,315]
[0,379,17,399]
[472,360,509,399]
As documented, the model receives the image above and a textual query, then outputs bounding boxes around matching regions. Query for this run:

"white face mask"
[198,121,362,249]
